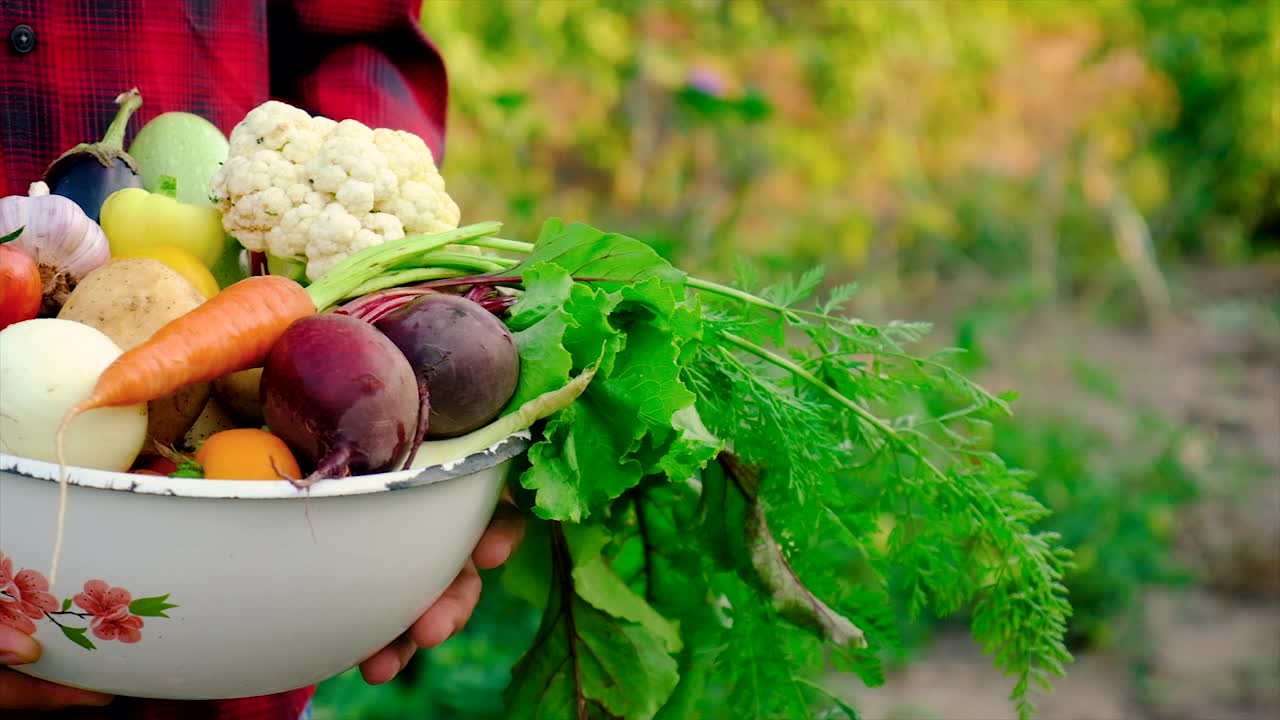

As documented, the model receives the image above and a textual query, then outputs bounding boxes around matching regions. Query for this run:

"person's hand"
[0,624,115,710]
[357,495,528,685]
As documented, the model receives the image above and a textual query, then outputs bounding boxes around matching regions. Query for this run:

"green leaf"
[722,454,866,650]
[564,524,683,654]
[505,298,577,409]
[512,218,686,288]
[506,262,578,333]
[720,580,816,719]
[129,594,178,618]
[169,459,204,478]
[60,625,96,650]
[522,399,643,522]
[696,457,752,576]
[60,598,72,611]
[510,254,717,523]
[504,525,679,720]
[501,517,553,610]
[0,226,23,244]
[491,234,1072,719]
[504,264,620,409]
[797,677,862,719]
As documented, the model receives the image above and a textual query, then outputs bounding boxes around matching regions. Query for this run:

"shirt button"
[10,24,36,54]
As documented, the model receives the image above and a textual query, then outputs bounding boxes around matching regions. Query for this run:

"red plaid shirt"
[0,1,447,718]
[0,0,448,198]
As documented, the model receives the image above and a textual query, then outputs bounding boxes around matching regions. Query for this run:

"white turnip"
[0,318,148,470]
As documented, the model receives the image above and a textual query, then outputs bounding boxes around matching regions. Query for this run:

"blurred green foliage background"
[427,0,1276,301]
[315,1,1279,717]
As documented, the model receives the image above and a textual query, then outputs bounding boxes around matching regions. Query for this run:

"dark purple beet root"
[374,293,520,438]
[261,314,421,485]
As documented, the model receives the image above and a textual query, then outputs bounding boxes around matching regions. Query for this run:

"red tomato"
[130,454,183,476]
[0,244,41,330]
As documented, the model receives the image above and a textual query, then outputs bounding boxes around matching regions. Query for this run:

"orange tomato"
[195,428,302,481]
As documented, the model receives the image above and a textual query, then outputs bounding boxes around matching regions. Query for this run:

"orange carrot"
[57,222,503,427]
[64,222,501,419]
[71,275,315,414]
[46,275,313,583]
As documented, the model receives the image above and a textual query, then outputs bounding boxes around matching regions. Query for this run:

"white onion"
[0,318,147,471]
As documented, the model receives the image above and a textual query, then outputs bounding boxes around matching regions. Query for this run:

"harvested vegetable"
[57,258,212,450]
[129,453,181,477]
[100,176,226,268]
[195,428,301,481]
[182,398,240,452]
[43,89,144,222]
[212,367,264,427]
[373,292,520,438]
[0,233,41,330]
[27,94,1078,720]
[260,314,419,486]
[59,273,313,426]
[114,244,221,299]
[0,318,148,469]
[0,318,149,583]
[316,219,1075,720]
[56,222,500,436]
[208,100,462,281]
[126,111,229,206]
[0,182,111,316]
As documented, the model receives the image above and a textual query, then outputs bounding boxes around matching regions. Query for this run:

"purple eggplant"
[43,88,144,223]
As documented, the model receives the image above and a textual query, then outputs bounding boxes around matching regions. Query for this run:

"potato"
[182,397,240,452]
[213,367,265,427]
[58,258,212,451]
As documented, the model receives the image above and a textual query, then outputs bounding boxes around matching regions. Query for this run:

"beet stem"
[249,251,270,277]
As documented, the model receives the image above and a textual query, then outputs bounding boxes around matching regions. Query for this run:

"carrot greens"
[402,218,1074,720]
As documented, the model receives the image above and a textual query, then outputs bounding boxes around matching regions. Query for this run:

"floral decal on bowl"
[0,550,177,650]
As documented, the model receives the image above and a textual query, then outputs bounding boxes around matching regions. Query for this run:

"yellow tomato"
[115,245,221,299]
[195,428,303,481]
[100,183,225,267]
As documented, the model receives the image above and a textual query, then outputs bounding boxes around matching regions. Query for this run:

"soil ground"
[832,264,1280,720]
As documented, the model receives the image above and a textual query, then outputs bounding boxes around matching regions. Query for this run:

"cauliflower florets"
[211,101,461,281]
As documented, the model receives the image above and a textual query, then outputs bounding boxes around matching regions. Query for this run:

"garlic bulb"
[0,181,111,315]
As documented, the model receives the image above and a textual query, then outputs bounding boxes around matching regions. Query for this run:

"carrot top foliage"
[424,219,1076,720]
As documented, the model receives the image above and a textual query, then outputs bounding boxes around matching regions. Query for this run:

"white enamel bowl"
[0,432,529,700]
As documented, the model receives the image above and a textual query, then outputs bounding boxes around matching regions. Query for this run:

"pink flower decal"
[0,551,56,634]
[0,549,175,651]
[74,580,145,643]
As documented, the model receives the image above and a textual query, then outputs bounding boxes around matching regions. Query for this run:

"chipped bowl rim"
[0,432,531,500]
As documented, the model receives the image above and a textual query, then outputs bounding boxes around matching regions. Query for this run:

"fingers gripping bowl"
[0,433,529,699]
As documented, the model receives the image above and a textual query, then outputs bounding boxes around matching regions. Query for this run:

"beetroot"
[261,313,421,486]
[374,293,520,438]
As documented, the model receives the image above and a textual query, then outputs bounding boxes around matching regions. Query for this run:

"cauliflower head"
[210,101,462,281]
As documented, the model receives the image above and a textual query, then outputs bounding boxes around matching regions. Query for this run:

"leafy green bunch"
[409,219,1074,719]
